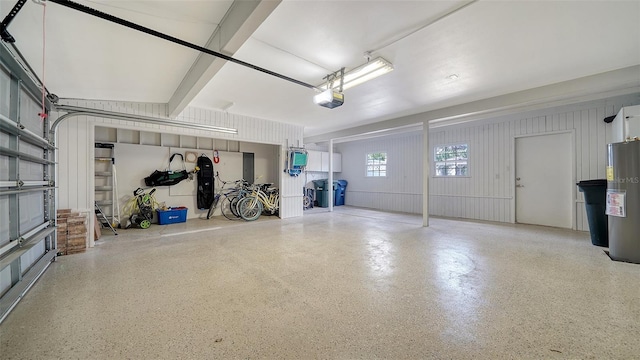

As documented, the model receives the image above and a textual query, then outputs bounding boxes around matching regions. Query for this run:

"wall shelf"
[95,126,246,153]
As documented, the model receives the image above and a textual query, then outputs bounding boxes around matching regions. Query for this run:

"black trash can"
[577,179,608,247]
[334,180,348,206]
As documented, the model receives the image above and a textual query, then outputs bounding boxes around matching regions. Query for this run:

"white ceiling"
[2,0,639,139]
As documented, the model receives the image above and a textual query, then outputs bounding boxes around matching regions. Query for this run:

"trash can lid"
[576,179,607,187]
[312,179,328,188]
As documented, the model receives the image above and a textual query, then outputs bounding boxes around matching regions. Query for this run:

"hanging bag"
[144,153,190,186]
[196,154,215,209]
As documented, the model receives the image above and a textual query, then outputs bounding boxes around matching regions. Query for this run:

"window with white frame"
[366,152,387,177]
[434,144,468,177]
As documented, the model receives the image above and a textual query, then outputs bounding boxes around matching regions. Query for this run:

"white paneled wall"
[430,120,512,223]
[176,106,305,220]
[52,100,304,243]
[336,132,423,214]
[337,94,640,230]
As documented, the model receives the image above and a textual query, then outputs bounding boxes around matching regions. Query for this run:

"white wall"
[53,100,304,244]
[336,132,423,214]
[239,142,279,184]
[93,128,279,221]
[336,93,640,230]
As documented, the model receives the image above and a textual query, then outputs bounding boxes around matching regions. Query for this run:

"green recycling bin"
[312,179,330,208]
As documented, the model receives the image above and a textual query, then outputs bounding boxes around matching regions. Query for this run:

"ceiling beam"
[304,65,640,144]
[167,0,281,118]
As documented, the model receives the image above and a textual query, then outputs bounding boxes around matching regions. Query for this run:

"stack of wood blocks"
[56,209,88,255]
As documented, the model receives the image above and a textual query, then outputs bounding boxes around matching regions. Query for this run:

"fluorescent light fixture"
[319,57,393,91]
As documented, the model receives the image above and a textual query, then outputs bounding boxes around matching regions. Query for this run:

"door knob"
[516,177,521,181]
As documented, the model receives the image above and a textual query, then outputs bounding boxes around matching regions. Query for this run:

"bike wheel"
[303,195,311,209]
[207,194,220,219]
[230,195,243,217]
[221,196,239,220]
[238,196,263,221]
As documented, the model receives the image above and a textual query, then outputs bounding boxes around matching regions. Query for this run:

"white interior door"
[515,133,572,228]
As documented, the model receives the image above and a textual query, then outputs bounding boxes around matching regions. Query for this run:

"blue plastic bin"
[157,207,188,225]
[334,180,348,206]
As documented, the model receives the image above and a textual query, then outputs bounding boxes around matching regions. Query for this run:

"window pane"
[366,152,387,177]
[434,145,469,177]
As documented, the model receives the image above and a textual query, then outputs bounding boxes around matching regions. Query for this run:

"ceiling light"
[446,74,459,80]
[318,57,394,92]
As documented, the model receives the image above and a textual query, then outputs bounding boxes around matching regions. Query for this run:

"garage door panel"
[0,68,9,117]
[0,131,9,147]
[19,88,44,137]
[0,267,10,298]
[0,156,8,181]
[0,195,9,246]
[20,239,46,275]
[19,192,44,233]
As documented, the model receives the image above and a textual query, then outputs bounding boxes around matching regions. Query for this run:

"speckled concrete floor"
[1,207,639,359]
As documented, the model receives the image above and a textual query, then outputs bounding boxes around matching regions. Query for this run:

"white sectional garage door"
[0,49,56,323]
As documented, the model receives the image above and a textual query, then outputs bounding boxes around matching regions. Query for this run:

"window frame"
[433,143,469,178]
[365,151,387,177]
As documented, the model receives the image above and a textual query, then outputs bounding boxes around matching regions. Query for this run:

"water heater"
[606,140,640,263]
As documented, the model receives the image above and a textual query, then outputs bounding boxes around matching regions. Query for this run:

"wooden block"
[67,235,86,247]
[57,212,81,219]
[56,209,72,215]
[67,240,85,247]
[94,214,101,240]
[56,236,67,255]
[66,217,86,225]
[67,225,87,235]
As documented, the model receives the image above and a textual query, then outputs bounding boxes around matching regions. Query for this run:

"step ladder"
[95,202,117,235]
[95,142,121,229]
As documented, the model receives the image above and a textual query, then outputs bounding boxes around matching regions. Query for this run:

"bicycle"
[220,180,252,220]
[303,187,313,209]
[206,173,247,220]
[236,183,279,221]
